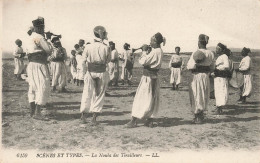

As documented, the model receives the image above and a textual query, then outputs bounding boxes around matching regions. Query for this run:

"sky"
[2,0,260,54]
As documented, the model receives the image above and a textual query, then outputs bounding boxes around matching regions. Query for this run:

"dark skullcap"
[93,26,107,39]
[109,41,114,45]
[217,43,227,50]
[79,39,85,43]
[32,16,44,27]
[154,32,164,44]
[51,36,60,43]
[175,46,180,50]
[193,50,206,63]
[15,39,22,45]
[74,44,79,49]
[242,47,251,56]
[124,43,130,50]
[71,50,76,54]
[142,44,149,51]
[198,34,209,44]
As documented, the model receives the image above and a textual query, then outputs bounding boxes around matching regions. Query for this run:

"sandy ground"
[2,53,260,152]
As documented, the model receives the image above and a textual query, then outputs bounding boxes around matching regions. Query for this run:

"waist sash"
[28,52,47,64]
[87,63,106,73]
[214,69,232,78]
[192,66,210,73]
[171,62,182,68]
[239,68,250,75]
[143,66,159,76]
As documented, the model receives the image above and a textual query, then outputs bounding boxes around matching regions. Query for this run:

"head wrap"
[193,50,206,63]
[93,26,107,40]
[242,47,251,56]
[15,39,22,45]
[217,43,227,50]
[198,34,209,44]
[154,32,164,44]
[32,16,44,27]
[124,43,130,50]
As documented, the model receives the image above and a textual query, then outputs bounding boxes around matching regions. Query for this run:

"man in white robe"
[80,26,111,125]
[13,39,26,80]
[213,43,230,114]
[169,46,184,90]
[26,17,52,119]
[236,47,252,103]
[187,34,215,124]
[108,41,119,86]
[126,33,165,128]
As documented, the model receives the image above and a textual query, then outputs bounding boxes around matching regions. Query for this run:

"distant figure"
[236,47,252,103]
[75,44,85,86]
[119,43,140,85]
[187,34,215,124]
[69,50,77,84]
[27,17,52,120]
[213,43,230,114]
[126,33,164,128]
[108,41,119,86]
[49,37,68,92]
[169,46,184,90]
[80,26,111,125]
[13,39,26,80]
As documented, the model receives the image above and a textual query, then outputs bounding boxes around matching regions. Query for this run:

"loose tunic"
[187,49,214,114]
[108,49,119,82]
[214,54,230,107]
[131,48,164,119]
[80,40,111,113]
[239,56,252,97]
[13,46,25,75]
[26,32,52,105]
[169,54,183,85]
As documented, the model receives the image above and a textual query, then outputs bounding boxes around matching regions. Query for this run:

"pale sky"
[2,0,260,54]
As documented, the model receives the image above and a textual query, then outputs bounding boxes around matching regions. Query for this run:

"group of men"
[13,16,252,126]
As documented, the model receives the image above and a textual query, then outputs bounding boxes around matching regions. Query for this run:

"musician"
[26,17,52,119]
[187,34,215,124]
[13,39,26,80]
[108,41,119,86]
[236,47,252,104]
[80,26,111,125]
[49,37,68,92]
[212,43,230,114]
[119,43,140,85]
[126,33,165,128]
[169,46,184,90]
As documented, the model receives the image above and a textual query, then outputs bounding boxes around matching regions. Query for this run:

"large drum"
[229,62,244,88]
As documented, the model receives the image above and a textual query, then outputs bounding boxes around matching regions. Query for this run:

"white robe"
[13,46,25,74]
[214,54,230,107]
[76,54,86,80]
[239,56,252,97]
[70,57,77,79]
[131,48,163,119]
[80,40,111,113]
[187,48,214,114]
[169,54,183,85]
[108,49,119,82]
[120,49,134,81]
[26,32,52,105]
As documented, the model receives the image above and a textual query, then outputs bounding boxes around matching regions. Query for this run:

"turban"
[199,34,209,44]
[142,44,149,51]
[154,32,164,44]
[217,43,227,50]
[32,16,44,27]
[242,47,251,56]
[15,39,22,45]
[193,50,206,63]
[93,26,107,40]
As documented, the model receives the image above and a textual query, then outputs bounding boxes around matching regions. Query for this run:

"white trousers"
[80,71,109,113]
[241,74,252,97]
[214,77,229,107]
[14,58,24,74]
[51,62,67,87]
[170,67,181,85]
[189,73,210,114]
[27,62,50,105]
[131,76,160,119]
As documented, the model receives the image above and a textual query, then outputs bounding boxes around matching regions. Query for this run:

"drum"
[229,71,244,88]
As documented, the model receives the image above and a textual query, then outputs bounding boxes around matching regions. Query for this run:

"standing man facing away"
[80,26,111,125]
